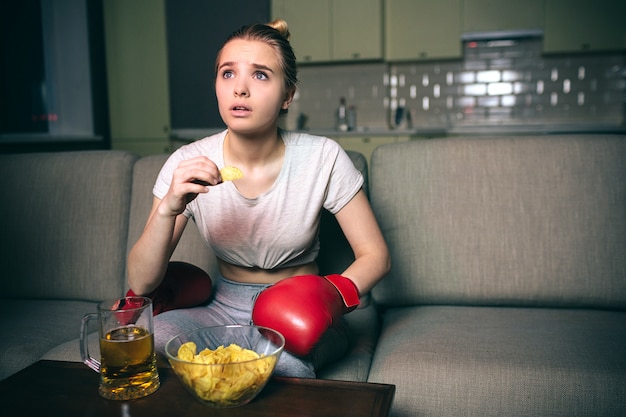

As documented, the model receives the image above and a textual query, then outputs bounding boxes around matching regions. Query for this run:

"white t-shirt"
[154,129,364,270]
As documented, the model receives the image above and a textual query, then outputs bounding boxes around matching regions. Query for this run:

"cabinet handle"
[352,52,361,59]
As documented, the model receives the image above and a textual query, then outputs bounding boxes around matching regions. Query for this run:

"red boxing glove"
[251,274,360,357]
[126,261,212,315]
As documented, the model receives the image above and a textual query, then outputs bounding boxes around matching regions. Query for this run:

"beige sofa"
[1,134,624,416]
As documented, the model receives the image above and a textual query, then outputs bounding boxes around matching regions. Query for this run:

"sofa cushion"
[41,331,100,365]
[369,135,626,309]
[368,305,626,417]
[317,303,380,382]
[0,151,137,301]
[0,299,98,381]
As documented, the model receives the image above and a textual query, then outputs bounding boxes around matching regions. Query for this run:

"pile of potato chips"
[172,341,276,406]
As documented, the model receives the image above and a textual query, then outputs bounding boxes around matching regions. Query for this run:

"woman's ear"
[281,87,296,110]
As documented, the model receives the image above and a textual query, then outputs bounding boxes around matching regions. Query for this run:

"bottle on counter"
[347,106,357,131]
[336,97,348,132]
[394,106,405,128]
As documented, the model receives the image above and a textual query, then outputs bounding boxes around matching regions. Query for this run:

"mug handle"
[80,313,100,373]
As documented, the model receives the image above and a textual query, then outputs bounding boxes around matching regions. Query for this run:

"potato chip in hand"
[220,166,243,181]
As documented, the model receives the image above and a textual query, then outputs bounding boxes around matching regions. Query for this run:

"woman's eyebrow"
[218,61,235,71]
[252,63,274,73]
[217,62,275,74]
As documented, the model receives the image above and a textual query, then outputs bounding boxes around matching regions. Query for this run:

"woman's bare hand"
[158,156,221,216]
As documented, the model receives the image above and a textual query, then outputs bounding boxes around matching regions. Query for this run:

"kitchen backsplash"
[286,37,625,132]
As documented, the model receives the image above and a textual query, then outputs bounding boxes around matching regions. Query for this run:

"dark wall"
[165,0,270,130]
[0,0,48,135]
[0,0,109,154]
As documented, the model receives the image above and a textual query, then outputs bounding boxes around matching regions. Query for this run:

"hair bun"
[267,19,290,41]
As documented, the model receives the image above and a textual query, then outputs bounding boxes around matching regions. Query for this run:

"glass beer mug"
[80,296,160,400]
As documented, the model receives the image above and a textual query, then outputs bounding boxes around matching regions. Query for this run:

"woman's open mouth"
[230,104,251,116]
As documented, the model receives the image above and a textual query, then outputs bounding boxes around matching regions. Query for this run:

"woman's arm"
[334,189,391,295]
[127,156,222,295]
[251,188,389,356]
[127,197,189,295]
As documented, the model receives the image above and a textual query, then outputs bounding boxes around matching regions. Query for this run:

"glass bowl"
[165,325,284,408]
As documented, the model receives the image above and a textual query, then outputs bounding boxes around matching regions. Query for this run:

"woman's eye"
[254,71,268,80]
[222,70,234,79]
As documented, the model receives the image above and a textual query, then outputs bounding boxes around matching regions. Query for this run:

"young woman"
[127,19,390,378]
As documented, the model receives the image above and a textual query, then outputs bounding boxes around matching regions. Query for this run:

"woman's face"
[215,39,293,135]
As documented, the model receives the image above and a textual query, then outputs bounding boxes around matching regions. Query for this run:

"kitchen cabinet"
[271,0,331,62]
[385,0,463,61]
[103,0,171,155]
[332,0,383,61]
[543,0,626,53]
[462,0,545,34]
[271,0,382,63]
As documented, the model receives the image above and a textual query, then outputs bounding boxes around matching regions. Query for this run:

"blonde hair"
[266,18,291,41]
[215,19,298,114]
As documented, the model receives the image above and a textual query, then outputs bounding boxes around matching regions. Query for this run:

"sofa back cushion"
[370,135,626,309]
[0,151,137,301]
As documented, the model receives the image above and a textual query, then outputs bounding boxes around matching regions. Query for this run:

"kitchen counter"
[170,124,625,144]
[170,126,446,141]
[447,123,626,136]
[306,127,447,138]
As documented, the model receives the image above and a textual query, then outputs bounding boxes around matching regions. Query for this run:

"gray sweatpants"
[153,274,350,378]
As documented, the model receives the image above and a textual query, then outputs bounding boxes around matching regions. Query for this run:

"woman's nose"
[234,83,249,97]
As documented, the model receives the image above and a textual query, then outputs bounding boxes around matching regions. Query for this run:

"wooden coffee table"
[0,361,394,416]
